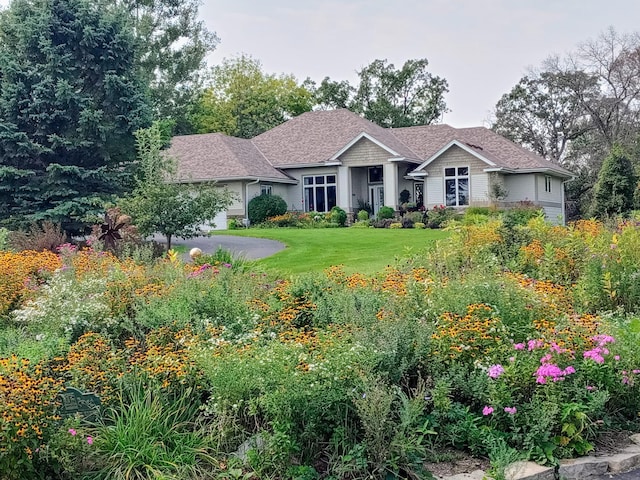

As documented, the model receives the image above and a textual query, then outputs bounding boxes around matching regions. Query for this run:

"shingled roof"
[167,109,572,181]
[168,133,293,183]
[252,109,420,166]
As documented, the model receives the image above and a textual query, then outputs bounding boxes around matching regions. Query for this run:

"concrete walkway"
[154,234,285,260]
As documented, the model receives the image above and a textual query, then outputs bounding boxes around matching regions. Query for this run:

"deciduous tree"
[120,123,232,249]
[189,54,314,138]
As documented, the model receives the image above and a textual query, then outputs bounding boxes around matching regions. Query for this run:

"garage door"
[199,209,228,232]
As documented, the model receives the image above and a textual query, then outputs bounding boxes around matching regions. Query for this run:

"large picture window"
[444,167,469,207]
[303,174,337,212]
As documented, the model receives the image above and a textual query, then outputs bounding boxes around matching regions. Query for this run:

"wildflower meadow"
[1,213,640,479]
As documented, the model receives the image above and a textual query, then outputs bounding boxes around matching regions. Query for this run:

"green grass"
[215,227,449,275]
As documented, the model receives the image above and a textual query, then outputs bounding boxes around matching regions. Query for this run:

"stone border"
[437,434,640,480]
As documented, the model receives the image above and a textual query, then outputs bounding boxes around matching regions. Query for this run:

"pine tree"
[591,145,637,218]
[0,0,151,233]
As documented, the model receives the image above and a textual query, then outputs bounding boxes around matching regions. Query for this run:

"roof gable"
[413,140,497,172]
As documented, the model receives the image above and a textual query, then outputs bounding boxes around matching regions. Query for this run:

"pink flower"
[68,428,77,436]
[482,406,494,416]
[615,355,621,361]
[504,407,517,415]
[527,339,544,351]
[488,364,505,379]
[540,353,553,364]
[563,366,576,375]
[514,343,525,351]
[586,385,596,391]
[86,436,93,445]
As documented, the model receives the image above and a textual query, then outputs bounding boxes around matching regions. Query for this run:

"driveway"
[154,234,285,260]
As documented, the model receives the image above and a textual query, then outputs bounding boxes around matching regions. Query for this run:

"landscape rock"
[606,451,640,473]
[441,470,487,480]
[558,456,609,479]
[504,461,554,480]
[630,433,640,446]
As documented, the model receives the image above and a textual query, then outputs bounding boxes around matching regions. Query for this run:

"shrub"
[8,221,67,252]
[389,222,403,229]
[377,206,395,220]
[426,205,459,228]
[414,222,425,229]
[405,211,424,224]
[357,209,370,222]
[248,194,287,225]
[502,202,544,227]
[330,206,348,226]
[401,217,414,229]
[372,219,394,229]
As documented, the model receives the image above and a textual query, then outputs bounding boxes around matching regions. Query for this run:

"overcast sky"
[206,0,640,127]
[2,0,640,127]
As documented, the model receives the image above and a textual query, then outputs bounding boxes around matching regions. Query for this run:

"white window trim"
[260,184,273,195]
[443,166,470,207]
[302,174,337,213]
[368,166,384,184]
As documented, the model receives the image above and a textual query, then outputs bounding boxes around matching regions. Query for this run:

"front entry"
[370,185,384,215]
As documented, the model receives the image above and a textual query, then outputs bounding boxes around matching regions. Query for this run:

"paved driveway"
[156,234,285,260]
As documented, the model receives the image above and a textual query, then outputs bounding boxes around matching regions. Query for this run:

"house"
[167,109,573,227]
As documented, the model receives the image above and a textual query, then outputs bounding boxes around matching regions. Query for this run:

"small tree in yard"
[120,123,232,250]
[591,145,637,219]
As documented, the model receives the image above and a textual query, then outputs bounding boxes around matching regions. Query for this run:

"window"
[368,166,383,183]
[260,184,272,195]
[444,167,469,207]
[544,176,552,193]
[303,174,337,212]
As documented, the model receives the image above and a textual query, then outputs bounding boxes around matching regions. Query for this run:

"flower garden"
[2,215,640,479]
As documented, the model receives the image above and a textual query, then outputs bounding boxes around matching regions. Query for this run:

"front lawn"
[214,227,449,274]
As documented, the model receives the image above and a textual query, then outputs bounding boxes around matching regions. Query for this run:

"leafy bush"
[502,202,544,227]
[390,222,403,229]
[377,206,395,220]
[330,206,348,226]
[414,222,425,229]
[248,194,288,225]
[426,205,459,228]
[357,209,370,222]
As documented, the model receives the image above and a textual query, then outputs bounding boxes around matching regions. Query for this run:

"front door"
[370,185,384,215]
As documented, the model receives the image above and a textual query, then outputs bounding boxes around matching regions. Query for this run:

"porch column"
[337,166,351,212]
[383,162,398,209]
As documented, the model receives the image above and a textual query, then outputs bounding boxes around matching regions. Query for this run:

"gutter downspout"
[245,178,260,224]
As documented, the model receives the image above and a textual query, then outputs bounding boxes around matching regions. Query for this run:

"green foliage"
[377,206,395,220]
[90,384,214,479]
[247,194,288,225]
[120,123,232,249]
[0,0,151,234]
[357,209,370,222]
[591,145,637,218]
[330,206,347,227]
[112,0,219,134]
[426,205,459,228]
[190,54,314,138]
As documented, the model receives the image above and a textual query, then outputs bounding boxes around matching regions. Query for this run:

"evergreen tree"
[0,0,151,233]
[591,145,637,218]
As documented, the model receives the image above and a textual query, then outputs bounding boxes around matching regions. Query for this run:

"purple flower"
[614,355,621,361]
[514,343,525,351]
[68,428,77,436]
[535,363,571,383]
[482,406,494,416]
[563,366,576,375]
[592,334,615,346]
[223,263,232,268]
[86,436,93,445]
[527,339,544,351]
[488,364,505,379]
[583,348,605,364]
[504,406,517,415]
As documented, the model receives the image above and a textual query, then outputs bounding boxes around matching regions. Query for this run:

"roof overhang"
[175,176,298,185]
[330,132,399,160]
[413,140,497,173]
[485,167,574,179]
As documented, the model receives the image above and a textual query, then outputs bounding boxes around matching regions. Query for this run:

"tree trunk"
[166,233,172,251]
